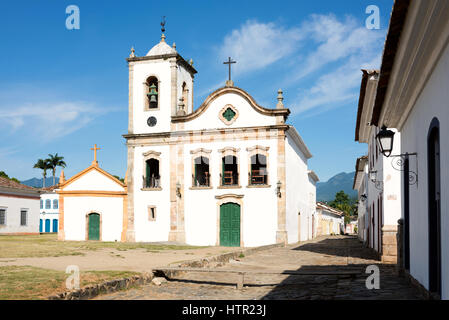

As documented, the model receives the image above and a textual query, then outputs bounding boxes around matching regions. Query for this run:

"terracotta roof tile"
[0,176,39,191]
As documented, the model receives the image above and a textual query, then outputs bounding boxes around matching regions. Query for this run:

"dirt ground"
[0,234,241,272]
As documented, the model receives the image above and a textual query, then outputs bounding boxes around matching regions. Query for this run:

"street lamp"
[376,126,395,157]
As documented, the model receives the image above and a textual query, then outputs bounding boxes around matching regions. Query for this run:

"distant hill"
[21,177,59,188]
[316,172,357,202]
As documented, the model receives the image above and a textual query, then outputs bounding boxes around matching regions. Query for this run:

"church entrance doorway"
[220,203,240,247]
[88,213,100,240]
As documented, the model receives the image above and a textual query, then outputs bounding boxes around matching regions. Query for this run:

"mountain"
[316,172,357,202]
[21,177,59,188]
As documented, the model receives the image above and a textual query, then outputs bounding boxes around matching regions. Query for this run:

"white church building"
[59,32,318,247]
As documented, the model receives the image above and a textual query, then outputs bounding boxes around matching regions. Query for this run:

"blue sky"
[0,0,393,182]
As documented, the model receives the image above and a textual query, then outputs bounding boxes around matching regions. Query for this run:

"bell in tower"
[147,82,158,109]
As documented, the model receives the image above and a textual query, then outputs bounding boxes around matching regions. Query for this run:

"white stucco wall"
[63,196,123,241]
[182,93,277,131]
[40,192,59,232]
[285,133,310,243]
[400,42,449,299]
[0,195,39,234]
[133,145,171,242]
[64,170,124,192]
[132,59,173,134]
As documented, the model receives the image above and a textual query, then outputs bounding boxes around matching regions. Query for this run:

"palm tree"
[47,153,67,186]
[33,159,51,188]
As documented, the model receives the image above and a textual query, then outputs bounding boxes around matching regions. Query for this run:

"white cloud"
[291,14,384,81]
[0,102,114,142]
[217,20,304,75]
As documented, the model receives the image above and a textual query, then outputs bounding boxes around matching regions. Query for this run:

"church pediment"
[171,86,290,127]
[58,165,126,193]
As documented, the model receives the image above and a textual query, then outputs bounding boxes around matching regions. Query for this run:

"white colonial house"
[120,32,318,247]
[353,155,368,243]
[40,188,59,233]
[315,202,344,236]
[353,69,402,264]
[0,177,41,235]
[368,0,449,299]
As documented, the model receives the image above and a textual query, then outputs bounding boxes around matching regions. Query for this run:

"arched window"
[145,76,159,110]
[45,199,51,209]
[221,155,238,186]
[53,199,59,209]
[40,200,43,209]
[144,158,160,188]
[193,156,210,187]
[250,154,267,185]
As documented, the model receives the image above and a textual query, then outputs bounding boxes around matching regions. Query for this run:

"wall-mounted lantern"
[176,182,181,198]
[376,126,395,157]
[276,181,282,198]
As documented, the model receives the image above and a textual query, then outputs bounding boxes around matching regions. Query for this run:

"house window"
[250,154,268,185]
[145,76,159,110]
[148,206,156,221]
[45,199,51,209]
[20,210,27,226]
[221,155,238,186]
[53,199,59,209]
[0,208,6,225]
[40,200,43,209]
[193,156,210,187]
[144,158,160,188]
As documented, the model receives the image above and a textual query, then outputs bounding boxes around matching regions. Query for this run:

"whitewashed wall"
[133,145,171,242]
[400,43,449,299]
[285,133,310,243]
[64,196,123,241]
[0,195,39,234]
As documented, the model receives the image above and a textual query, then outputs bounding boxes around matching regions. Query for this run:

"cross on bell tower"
[223,57,236,87]
[90,144,101,166]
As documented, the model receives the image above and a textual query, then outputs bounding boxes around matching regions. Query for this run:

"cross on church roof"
[90,144,101,166]
[223,57,236,86]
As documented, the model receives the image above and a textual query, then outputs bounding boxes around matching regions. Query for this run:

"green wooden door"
[88,213,100,240]
[220,203,240,247]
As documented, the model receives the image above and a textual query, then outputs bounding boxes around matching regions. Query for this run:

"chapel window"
[221,155,238,186]
[146,76,159,109]
[45,199,51,209]
[53,199,59,209]
[193,156,210,187]
[40,200,43,209]
[144,158,160,188]
[249,154,268,185]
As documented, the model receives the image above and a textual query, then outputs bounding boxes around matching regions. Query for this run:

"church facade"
[122,34,318,246]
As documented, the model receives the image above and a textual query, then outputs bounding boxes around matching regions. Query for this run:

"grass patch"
[0,266,140,300]
[0,234,206,258]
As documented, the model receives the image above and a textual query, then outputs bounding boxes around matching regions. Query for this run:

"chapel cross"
[90,144,101,165]
[223,57,236,82]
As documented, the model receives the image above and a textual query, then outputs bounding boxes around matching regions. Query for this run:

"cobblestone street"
[96,236,424,300]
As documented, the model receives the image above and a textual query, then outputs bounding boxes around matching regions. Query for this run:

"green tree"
[47,153,67,186]
[329,190,356,224]
[0,171,20,184]
[33,159,51,188]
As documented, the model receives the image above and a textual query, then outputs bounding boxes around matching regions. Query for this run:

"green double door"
[88,213,100,240]
[220,203,240,247]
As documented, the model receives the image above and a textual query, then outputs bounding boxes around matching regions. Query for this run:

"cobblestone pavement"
[96,236,424,300]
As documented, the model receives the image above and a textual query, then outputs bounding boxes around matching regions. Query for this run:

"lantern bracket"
[389,153,418,186]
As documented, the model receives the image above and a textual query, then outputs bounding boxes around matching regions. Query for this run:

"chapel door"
[220,203,240,247]
[39,219,43,233]
[53,219,58,233]
[45,219,51,232]
[88,213,100,240]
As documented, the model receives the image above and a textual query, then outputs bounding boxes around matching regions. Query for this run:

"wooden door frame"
[215,194,244,247]
[85,212,102,241]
